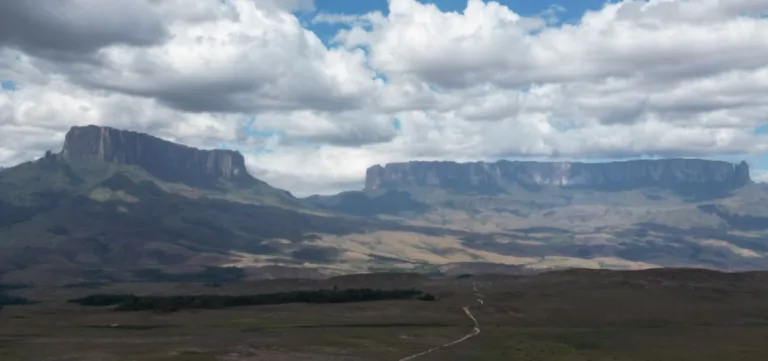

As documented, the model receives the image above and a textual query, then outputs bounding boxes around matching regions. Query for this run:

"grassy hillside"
[0,155,379,283]
[4,151,768,282]
[306,183,768,271]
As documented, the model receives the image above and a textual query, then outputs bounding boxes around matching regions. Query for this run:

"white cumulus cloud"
[1,0,767,196]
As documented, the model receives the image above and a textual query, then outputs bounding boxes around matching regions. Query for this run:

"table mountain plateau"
[2,125,768,285]
[62,125,254,188]
[0,126,378,283]
[308,159,768,271]
[365,159,751,193]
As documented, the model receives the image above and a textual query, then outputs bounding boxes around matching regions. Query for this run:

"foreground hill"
[4,269,768,360]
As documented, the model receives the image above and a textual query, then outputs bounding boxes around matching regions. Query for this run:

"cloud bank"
[1,0,767,195]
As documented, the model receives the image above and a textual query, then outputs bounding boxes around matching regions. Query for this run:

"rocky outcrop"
[61,125,253,187]
[365,159,751,193]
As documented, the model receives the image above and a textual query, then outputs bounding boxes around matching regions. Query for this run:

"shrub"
[69,288,431,313]
[417,293,437,301]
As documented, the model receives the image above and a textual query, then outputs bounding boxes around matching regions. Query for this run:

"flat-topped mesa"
[61,125,253,187]
[365,159,752,193]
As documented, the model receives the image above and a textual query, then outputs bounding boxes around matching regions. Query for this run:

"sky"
[1,0,768,196]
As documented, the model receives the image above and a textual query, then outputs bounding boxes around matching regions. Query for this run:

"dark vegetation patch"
[542,267,764,288]
[142,249,188,265]
[46,224,70,235]
[0,295,35,307]
[290,246,342,262]
[461,223,768,269]
[68,288,436,312]
[83,325,173,331]
[0,284,28,292]
[529,329,619,351]
[131,267,246,284]
[79,269,122,283]
[0,191,69,229]
[0,284,35,308]
[62,282,107,289]
[634,223,768,254]
[558,180,737,202]
[305,190,429,216]
[367,254,415,263]
[675,184,735,202]
[417,293,437,301]
[460,234,621,261]
[0,202,47,229]
[697,204,768,231]
[460,234,496,243]
[643,193,665,201]
[294,322,454,328]
[514,227,572,235]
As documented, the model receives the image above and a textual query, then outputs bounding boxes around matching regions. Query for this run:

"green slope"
[0,154,374,283]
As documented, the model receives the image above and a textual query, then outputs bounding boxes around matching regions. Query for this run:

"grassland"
[3,269,768,360]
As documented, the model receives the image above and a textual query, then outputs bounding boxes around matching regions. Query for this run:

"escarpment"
[61,125,252,187]
[365,159,751,193]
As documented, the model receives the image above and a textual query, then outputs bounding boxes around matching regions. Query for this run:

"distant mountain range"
[365,159,751,193]
[2,125,768,284]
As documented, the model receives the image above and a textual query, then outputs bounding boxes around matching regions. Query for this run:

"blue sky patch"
[1,80,17,91]
[308,0,610,20]
[246,129,285,139]
[239,117,286,139]
[756,157,768,169]
[303,0,611,47]
[755,124,768,172]
[250,147,276,155]
[393,118,402,131]
[291,140,322,150]
[374,72,390,83]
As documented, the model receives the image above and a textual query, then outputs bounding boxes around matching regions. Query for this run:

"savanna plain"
[3,269,768,361]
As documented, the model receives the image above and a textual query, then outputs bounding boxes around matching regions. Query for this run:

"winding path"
[396,282,484,361]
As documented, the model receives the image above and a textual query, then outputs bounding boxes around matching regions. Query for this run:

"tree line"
[69,288,436,313]
[0,284,35,310]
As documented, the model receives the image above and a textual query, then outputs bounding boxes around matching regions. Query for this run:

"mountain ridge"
[365,159,751,194]
[2,125,768,283]
[62,125,254,189]
[51,125,303,208]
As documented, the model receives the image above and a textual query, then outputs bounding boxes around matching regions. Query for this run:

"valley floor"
[3,270,768,360]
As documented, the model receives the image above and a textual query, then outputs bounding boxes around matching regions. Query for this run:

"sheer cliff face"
[61,125,253,187]
[365,159,752,193]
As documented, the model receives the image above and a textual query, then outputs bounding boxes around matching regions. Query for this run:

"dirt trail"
[396,282,483,361]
